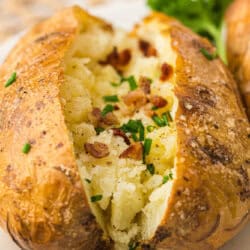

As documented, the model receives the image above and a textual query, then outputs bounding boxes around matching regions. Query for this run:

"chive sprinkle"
[147,125,156,132]
[95,127,105,135]
[200,48,217,60]
[162,113,170,127]
[91,195,103,203]
[85,178,91,184]
[121,120,141,133]
[22,143,31,154]
[122,76,137,90]
[5,72,17,88]
[101,104,114,116]
[103,95,119,102]
[152,115,165,127]
[163,172,173,184]
[147,164,155,175]
[144,138,152,156]
[132,133,139,142]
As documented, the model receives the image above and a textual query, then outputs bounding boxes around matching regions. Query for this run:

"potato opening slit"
[60,18,177,249]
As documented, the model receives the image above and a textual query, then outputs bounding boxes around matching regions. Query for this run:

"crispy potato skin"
[225,0,250,119]
[138,13,250,250]
[0,6,111,250]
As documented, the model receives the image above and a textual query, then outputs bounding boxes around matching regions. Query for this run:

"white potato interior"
[60,17,177,249]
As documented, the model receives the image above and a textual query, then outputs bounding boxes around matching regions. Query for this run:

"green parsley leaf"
[22,143,31,154]
[91,195,103,202]
[5,72,17,88]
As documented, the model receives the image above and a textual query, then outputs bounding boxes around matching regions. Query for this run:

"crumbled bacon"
[84,142,109,158]
[100,47,131,71]
[122,89,147,109]
[160,63,173,81]
[139,76,151,94]
[150,95,167,108]
[119,142,143,160]
[112,128,130,145]
[89,108,118,127]
[139,40,158,57]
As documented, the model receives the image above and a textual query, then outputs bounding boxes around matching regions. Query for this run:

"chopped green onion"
[103,95,119,102]
[22,143,31,154]
[95,127,105,135]
[163,172,173,184]
[111,81,122,87]
[200,48,217,60]
[122,76,137,90]
[147,125,156,132]
[144,138,152,156]
[139,124,145,141]
[132,133,139,142]
[91,195,103,202]
[162,113,170,127]
[121,120,141,133]
[147,164,155,175]
[85,178,91,184]
[101,104,114,117]
[152,115,165,127]
[5,72,17,88]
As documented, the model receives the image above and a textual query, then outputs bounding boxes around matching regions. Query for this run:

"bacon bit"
[112,128,130,145]
[122,89,147,109]
[89,108,118,127]
[139,40,158,57]
[150,95,167,108]
[84,142,109,158]
[139,76,151,94]
[119,142,143,160]
[100,47,131,70]
[160,63,173,81]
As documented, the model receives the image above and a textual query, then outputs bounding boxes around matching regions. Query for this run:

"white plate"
[0,1,249,249]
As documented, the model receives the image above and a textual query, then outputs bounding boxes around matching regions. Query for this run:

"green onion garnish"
[162,113,170,127]
[147,125,156,132]
[147,164,155,175]
[167,111,173,122]
[5,72,17,88]
[103,95,119,102]
[111,81,122,87]
[122,76,138,90]
[152,106,159,110]
[85,178,91,184]
[152,115,165,127]
[139,124,145,141]
[91,195,103,203]
[95,127,105,135]
[101,104,114,117]
[144,138,152,156]
[200,48,217,60]
[163,172,173,184]
[132,133,139,142]
[22,143,31,154]
[121,120,141,133]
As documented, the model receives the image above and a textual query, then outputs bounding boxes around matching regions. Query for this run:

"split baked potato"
[0,6,249,250]
[225,0,250,118]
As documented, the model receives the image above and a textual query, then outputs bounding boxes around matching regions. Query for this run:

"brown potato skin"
[225,0,250,119]
[0,6,111,250]
[136,13,250,250]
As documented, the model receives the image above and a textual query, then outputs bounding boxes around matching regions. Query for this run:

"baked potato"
[225,0,250,118]
[0,6,249,250]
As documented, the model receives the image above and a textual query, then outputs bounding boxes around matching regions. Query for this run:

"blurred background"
[0,0,144,43]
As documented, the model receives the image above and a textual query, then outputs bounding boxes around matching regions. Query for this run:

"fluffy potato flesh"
[60,19,177,249]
